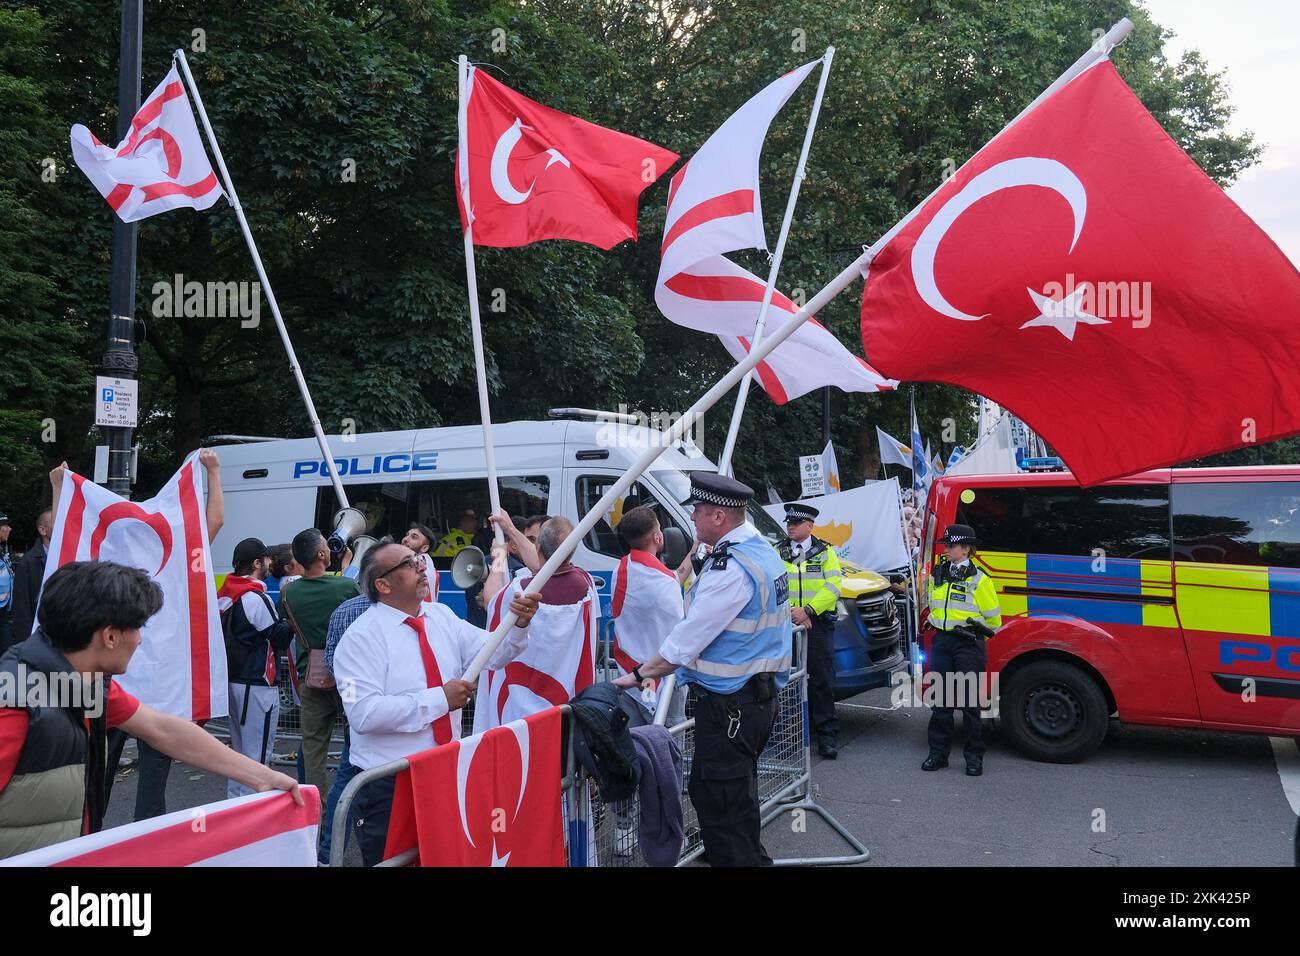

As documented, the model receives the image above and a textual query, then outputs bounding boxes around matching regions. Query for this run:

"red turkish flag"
[383,707,566,867]
[457,67,678,249]
[860,60,1300,485]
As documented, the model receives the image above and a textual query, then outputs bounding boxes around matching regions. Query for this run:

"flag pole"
[463,17,1136,681]
[172,49,350,512]
[458,55,505,545]
[716,47,835,477]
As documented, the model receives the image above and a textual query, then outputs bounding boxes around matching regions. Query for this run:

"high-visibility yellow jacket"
[431,528,474,558]
[778,536,842,618]
[928,562,1002,633]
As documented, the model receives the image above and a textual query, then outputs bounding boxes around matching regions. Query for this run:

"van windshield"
[651,467,786,546]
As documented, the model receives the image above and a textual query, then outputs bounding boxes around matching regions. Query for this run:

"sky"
[1141,0,1299,264]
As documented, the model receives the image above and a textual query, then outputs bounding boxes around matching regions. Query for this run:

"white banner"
[767,478,910,571]
[0,789,319,867]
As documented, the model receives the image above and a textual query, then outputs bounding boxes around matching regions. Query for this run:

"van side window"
[956,485,1170,559]
[1172,481,1300,568]
[576,476,684,558]
[313,475,551,564]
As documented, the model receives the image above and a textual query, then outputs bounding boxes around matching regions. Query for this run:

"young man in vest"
[778,502,844,759]
[0,560,300,859]
[610,506,684,716]
[923,524,1002,776]
[613,474,791,866]
[218,537,294,798]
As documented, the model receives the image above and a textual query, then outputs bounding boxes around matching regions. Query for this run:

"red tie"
[404,615,454,746]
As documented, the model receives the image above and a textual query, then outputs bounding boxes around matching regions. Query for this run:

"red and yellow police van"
[920,466,1300,762]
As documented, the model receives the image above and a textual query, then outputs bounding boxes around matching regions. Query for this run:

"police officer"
[613,474,791,866]
[923,524,1002,776]
[778,502,843,759]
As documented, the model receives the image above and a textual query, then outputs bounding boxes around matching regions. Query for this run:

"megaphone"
[451,545,489,589]
[327,507,368,557]
[342,534,379,580]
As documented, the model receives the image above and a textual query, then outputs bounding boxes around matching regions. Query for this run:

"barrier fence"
[327,628,869,867]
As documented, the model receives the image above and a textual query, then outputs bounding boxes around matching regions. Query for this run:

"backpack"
[220,589,276,677]
[568,682,650,803]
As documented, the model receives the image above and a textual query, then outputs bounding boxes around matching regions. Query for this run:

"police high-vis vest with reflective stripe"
[679,533,793,694]
[928,561,1002,632]
[780,537,842,617]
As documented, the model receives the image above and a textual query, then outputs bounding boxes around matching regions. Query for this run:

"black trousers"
[105,729,172,821]
[353,775,397,867]
[926,629,988,760]
[689,678,779,867]
[805,621,839,745]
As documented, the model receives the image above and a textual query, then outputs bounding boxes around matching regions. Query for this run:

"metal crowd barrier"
[327,629,869,867]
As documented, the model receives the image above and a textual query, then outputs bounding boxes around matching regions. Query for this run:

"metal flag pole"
[458,55,505,545]
[173,49,349,512]
[463,18,1135,681]
[717,46,836,477]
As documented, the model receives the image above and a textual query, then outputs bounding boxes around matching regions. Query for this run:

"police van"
[209,411,904,692]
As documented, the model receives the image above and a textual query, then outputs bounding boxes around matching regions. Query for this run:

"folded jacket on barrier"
[629,724,684,867]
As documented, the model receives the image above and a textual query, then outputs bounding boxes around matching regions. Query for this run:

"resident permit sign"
[94,376,138,428]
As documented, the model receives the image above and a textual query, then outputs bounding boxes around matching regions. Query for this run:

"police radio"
[933,557,977,585]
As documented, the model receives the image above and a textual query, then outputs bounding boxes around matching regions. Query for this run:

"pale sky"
[1141,0,1299,265]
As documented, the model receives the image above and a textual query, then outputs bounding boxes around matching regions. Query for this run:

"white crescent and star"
[490,118,571,205]
[910,156,1107,341]
[454,715,531,858]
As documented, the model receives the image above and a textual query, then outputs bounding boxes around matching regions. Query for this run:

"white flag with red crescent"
[655,62,895,404]
[41,456,227,721]
[70,64,224,223]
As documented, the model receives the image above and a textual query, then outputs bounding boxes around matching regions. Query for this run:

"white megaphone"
[328,507,368,558]
[450,545,488,589]
[342,534,380,580]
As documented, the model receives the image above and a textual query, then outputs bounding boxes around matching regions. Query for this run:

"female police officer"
[922,524,1001,776]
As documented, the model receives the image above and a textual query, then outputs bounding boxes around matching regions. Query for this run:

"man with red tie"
[331,541,541,865]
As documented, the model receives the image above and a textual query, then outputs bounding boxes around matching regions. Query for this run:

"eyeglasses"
[377,555,419,579]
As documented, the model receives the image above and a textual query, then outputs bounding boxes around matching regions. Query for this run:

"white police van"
[209,411,735,617]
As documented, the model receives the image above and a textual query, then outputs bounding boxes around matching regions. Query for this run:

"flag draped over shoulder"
[860,59,1300,485]
[42,457,227,721]
[457,67,678,249]
[70,64,223,222]
[655,62,895,404]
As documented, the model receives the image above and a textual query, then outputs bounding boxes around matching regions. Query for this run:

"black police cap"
[783,503,820,523]
[684,473,754,509]
[938,523,979,545]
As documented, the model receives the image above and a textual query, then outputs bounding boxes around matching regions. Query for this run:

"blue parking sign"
[102,387,115,403]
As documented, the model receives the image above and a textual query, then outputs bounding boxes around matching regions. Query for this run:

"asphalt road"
[103,689,1299,867]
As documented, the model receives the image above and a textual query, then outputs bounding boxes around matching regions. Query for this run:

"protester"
[484,510,541,604]
[8,508,52,648]
[475,517,599,733]
[316,539,386,865]
[0,560,300,859]
[217,537,294,798]
[613,474,791,866]
[401,523,441,607]
[0,514,13,653]
[608,506,685,718]
[332,541,540,865]
[269,543,302,589]
[281,528,361,796]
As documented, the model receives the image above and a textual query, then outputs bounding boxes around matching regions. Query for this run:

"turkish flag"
[860,60,1300,485]
[457,67,678,248]
[384,708,566,867]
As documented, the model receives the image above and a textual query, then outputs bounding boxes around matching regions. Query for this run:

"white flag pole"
[463,18,1135,681]
[458,55,505,544]
[173,50,350,512]
[716,47,835,477]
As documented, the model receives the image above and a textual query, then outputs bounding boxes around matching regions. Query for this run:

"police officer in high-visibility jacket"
[613,474,791,866]
[778,502,843,759]
[923,524,1002,776]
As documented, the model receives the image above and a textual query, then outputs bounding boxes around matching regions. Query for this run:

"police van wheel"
[1002,660,1107,763]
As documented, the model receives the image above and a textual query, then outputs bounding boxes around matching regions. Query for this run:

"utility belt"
[690,672,778,706]
[936,619,996,642]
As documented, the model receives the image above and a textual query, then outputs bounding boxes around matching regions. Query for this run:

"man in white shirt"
[332,541,540,865]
